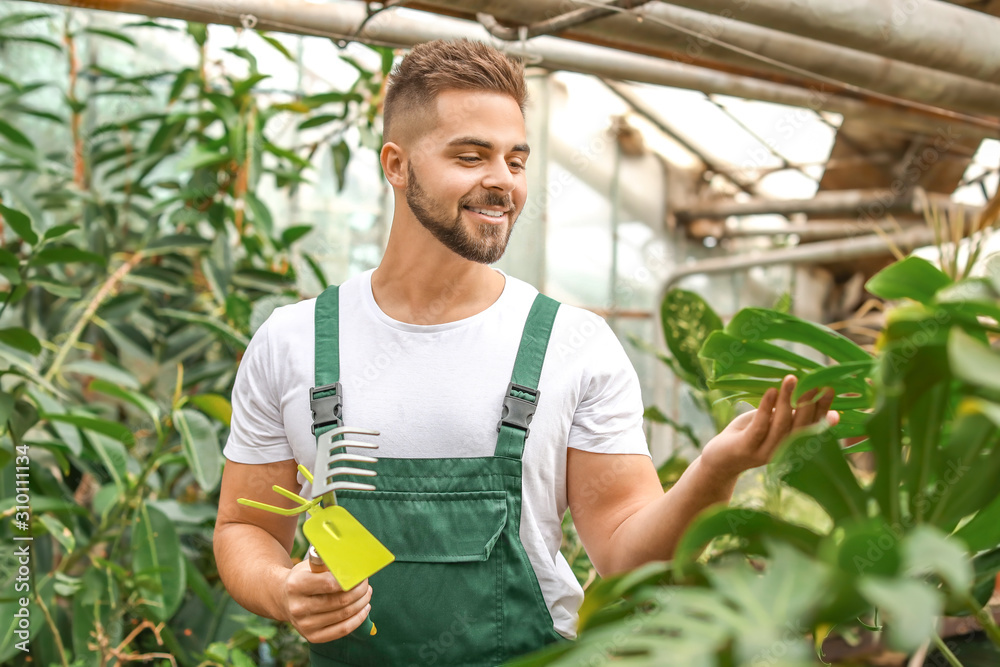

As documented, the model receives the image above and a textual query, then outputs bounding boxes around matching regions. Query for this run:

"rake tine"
[325,439,380,452]
[317,481,377,493]
[324,466,377,478]
[327,452,378,465]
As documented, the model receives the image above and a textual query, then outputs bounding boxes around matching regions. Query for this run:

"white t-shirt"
[224,269,650,638]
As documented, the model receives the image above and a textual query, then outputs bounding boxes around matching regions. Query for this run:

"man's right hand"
[282,561,373,643]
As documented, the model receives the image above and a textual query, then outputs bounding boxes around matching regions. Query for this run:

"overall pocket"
[311,490,508,667]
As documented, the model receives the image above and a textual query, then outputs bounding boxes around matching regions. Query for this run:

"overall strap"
[494,293,560,460]
[311,285,342,438]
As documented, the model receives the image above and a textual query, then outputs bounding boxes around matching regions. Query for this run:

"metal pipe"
[658,0,1000,85]
[476,0,653,41]
[674,188,960,221]
[24,0,1000,137]
[407,0,1000,124]
[689,219,922,242]
[663,224,939,289]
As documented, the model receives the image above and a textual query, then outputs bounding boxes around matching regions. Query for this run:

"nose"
[481,156,515,194]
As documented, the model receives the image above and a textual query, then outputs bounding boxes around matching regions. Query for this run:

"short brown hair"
[382,39,527,143]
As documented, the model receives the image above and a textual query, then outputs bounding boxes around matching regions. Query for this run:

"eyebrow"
[447,137,530,156]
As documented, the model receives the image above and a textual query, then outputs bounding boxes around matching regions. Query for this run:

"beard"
[405,163,518,264]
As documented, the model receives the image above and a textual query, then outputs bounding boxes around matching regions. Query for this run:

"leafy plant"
[525,204,1000,664]
[0,9,390,665]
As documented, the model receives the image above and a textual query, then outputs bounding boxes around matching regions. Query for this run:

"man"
[214,39,836,666]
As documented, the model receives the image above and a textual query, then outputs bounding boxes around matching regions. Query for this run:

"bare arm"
[568,376,836,576]
[214,459,373,641]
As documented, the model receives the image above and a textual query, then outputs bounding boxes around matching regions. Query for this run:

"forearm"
[214,521,295,621]
[605,456,739,574]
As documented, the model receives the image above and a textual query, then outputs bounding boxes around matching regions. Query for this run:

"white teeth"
[469,207,504,218]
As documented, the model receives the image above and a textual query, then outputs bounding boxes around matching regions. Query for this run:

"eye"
[458,156,481,164]
[509,160,526,171]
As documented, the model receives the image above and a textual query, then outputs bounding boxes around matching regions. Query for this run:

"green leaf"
[86,431,129,491]
[660,289,722,390]
[258,32,295,61]
[159,308,251,347]
[281,224,313,247]
[0,204,38,245]
[133,502,186,622]
[954,491,1000,553]
[224,46,258,73]
[31,391,82,456]
[167,67,198,103]
[144,232,212,256]
[0,327,40,355]
[332,138,350,192]
[187,393,232,426]
[37,513,76,552]
[176,147,229,172]
[90,378,161,425]
[0,391,16,429]
[82,27,136,46]
[300,90,361,108]
[925,410,1000,527]
[173,408,223,492]
[0,12,52,30]
[949,327,1000,393]
[41,222,78,241]
[0,117,34,148]
[303,252,329,290]
[772,424,868,523]
[866,256,952,304]
[62,359,140,389]
[30,245,107,266]
[186,21,208,46]
[672,506,824,575]
[45,413,135,446]
[243,191,273,236]
[1,35,61,51]
[33,278,80,298]
[702,331,822,378]
[903,525,973,593]
[857,577,941,651]
[969,547,1000,609]
[791,360,873,404]
[299,114,343,131]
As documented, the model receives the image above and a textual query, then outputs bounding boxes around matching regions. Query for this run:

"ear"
[381,142,407,188]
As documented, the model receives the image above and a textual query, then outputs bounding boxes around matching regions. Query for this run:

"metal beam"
[476,0,653,40]
[688,218,924,242]
[664,224,938,288]
[674,188,961,221]
[659,0,1000,85]
[407,0,1000,123]
[23,0,994,138]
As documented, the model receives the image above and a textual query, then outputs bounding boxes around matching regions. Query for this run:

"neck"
[372,214,505,325]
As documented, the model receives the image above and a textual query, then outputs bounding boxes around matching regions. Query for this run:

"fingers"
[743,386,778,448]
[303,602,373,644]
[285,562,375,642]
[761,375,796,451]
[293,584,374,642]
[791,388,819,430]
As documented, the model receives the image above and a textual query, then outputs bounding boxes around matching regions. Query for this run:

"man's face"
[404,89,529,264]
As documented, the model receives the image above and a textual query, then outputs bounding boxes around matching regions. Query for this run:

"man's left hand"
[699,374,838,481]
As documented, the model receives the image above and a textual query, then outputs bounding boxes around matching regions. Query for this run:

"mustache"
[460,193,513,210]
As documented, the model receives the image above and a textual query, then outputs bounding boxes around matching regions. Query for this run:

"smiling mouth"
[464,206,509,221]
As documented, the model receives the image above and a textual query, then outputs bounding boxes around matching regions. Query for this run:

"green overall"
[308,285,566,667]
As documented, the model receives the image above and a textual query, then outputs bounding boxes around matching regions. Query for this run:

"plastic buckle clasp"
[497,382,540,438]
[310,382,343,435]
